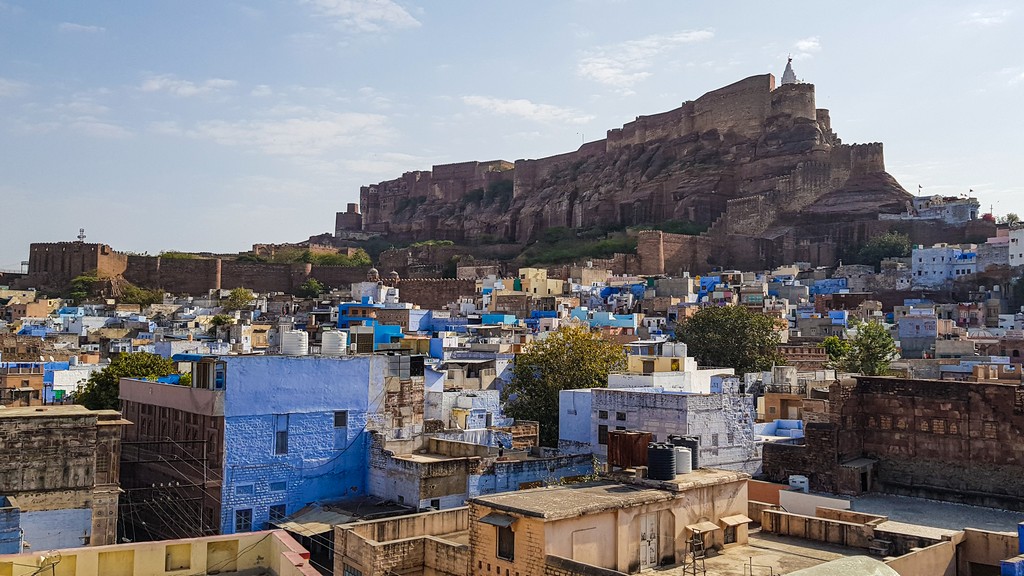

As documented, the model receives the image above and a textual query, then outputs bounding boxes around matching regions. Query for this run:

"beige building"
[468,470,751,575]
[0,529,318,576]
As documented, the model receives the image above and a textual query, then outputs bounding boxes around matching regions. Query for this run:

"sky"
[1,1,1022,270]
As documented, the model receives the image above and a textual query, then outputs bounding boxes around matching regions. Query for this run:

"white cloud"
[139,74,237,97]
[792,36,821,60]
[0,77,27,97]
[58,22,105,33]
[965,9,1011,25]
[250,84,274,97]
[462,95,594,124]
[183,111,393,156]
[578,29,714,92]
[338,152,433,174]
[301,0,420,32]
[69,118,132,139]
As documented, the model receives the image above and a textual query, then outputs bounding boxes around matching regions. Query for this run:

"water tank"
[647,443,677,481]
[668,435,700,470]
[788,474,810,493]
[281,330,309,356]
[321,331,348,356]
[674,447,692,474]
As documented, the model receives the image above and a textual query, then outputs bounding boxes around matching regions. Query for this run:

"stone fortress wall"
[350,74,833,237]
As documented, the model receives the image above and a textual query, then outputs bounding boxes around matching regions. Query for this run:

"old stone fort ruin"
[339,65,991,274]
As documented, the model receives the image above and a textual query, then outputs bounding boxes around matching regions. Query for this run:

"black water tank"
[647,443,677,481]
[668,435,700,470]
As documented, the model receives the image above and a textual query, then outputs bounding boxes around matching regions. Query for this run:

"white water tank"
[321,331,348,356]
[281,330,309,356]
[789,474,810,493]
[674,447,692,474]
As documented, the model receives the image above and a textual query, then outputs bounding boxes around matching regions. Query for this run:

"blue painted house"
[219,355,387,534]
[120,354,388,537]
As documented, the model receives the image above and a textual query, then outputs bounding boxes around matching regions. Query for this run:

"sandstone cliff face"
[357,74,911,248]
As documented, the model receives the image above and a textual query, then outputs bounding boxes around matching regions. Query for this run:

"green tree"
[68,273,99,304]
[674,305,785,374]
[76,352,176,410]
[844,321,899,376]
[502,324,626,447]
[821,335,852,369]
[1000,213,1021,228]
[223,287,255,310]
[857,231,911,270]
[295,278,326,298]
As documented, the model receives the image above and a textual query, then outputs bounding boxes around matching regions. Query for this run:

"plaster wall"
[219,355,385,534]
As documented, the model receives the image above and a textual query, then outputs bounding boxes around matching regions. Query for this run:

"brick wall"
[399,279,476,310]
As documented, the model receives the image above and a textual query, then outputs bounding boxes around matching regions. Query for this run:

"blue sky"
[1,1,1021,270]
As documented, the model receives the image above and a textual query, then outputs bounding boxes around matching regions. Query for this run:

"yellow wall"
[0,530,318,576]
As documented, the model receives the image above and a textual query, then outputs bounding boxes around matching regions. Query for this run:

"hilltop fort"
[338,66,990,273]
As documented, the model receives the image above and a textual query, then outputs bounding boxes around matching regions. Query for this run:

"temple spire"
[781,56,798,85]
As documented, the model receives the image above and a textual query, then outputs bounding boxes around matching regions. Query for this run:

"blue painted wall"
[219,355,385,534]
[20,508,91,550]
[558,389,593,445]
[0,498,20,554]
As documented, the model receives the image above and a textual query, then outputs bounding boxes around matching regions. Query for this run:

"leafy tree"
[674,305,785,374]
[1000,213,1021,228]
[209,314,234,327]
[821,335,852,369]
[844,321,899,376]
[502,324,626,447]
[296,278,326,298]
[856,231,911,270]
[223,287,254,310]
[76,352,176,410]
[68,273,99,304]
[119,282,163,306]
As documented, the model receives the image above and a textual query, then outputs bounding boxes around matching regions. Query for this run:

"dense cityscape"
[2,3,1023,576]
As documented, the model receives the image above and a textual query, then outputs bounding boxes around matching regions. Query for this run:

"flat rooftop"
[851,493,1024,533]
[471,470,746,520]
[0,404,120,419]
[657,532,860,576]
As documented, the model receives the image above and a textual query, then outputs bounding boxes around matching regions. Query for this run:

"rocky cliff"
[350,74,912,259]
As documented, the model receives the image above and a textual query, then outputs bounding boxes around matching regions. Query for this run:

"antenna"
[77,228,86,242]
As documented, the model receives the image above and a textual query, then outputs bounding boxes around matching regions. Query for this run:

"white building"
[911,243,977,288]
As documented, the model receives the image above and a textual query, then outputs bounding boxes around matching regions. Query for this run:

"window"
[269,481,287,492]
[343,565,364,576]
[430,498,441,509]
[235,509,253,532]
[236,484,254,496]
[274,414,289,455]
[497,525,515,561]
[334,411,348,428]
[598,410,608,420]
[616,412,626,421]
[598,425,608,445]
[269,504,287,523]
